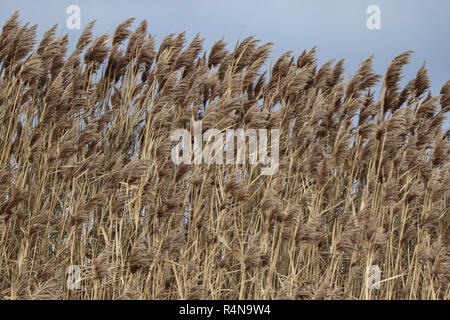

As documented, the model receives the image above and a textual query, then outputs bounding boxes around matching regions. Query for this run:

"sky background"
[1,0,449,128]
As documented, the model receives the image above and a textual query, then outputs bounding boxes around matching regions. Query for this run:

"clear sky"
[1,0,449,128]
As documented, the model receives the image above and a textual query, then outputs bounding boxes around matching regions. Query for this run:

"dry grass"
[0,12,448,300]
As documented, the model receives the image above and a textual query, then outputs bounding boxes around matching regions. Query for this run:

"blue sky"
[1,0,449,127]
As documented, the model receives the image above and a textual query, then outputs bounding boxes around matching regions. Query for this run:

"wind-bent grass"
[0,11,448,300]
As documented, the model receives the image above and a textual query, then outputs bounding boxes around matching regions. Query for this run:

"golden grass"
[0,12,448,300]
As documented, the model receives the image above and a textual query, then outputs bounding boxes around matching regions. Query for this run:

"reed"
[0,12,448,300]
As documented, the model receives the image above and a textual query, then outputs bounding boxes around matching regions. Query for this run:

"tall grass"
[0,12,448,300]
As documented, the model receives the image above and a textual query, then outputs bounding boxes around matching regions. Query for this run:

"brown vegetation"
[0,12,448,300]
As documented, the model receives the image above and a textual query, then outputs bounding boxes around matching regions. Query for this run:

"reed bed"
[0,12,448,300]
